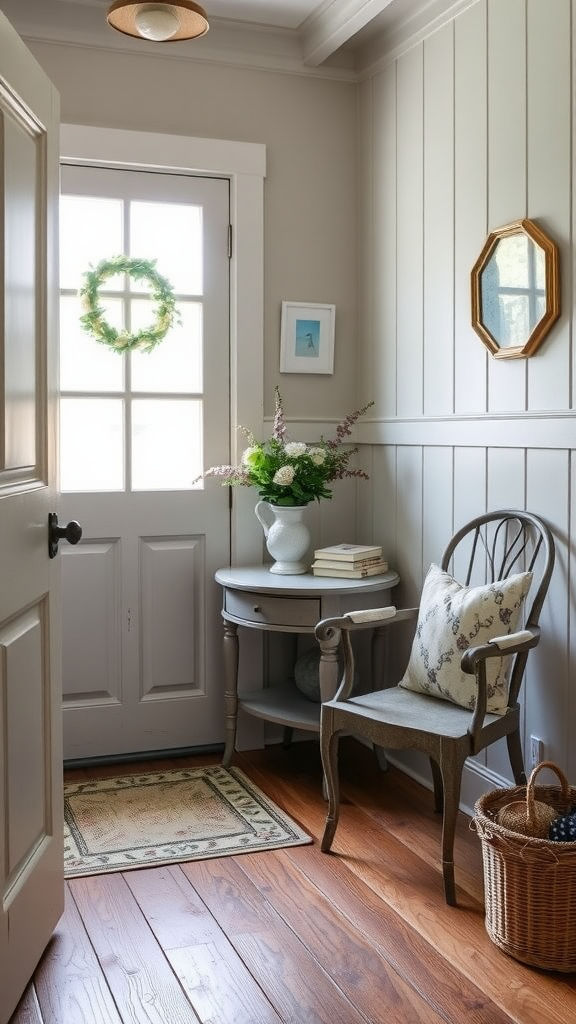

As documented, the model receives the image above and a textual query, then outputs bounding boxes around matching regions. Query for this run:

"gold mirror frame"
[471,218,560,359]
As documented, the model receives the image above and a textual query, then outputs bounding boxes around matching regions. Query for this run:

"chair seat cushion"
[326,685,502,738]
[398,563,532,714]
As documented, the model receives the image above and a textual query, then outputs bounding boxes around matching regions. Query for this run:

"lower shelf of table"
[239,682,321,732]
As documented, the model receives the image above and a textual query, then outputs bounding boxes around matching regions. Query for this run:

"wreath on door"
[79,255,179,354]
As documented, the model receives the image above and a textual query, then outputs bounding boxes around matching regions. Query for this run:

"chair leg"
[438,758,466,906]
[320,713,341,852]
[507,729,527,785]
[429,757,443,813]
[373,745,389,772]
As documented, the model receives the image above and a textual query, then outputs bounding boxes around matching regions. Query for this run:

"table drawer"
[225,590,321,628]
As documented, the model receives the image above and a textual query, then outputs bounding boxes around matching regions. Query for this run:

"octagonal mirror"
[471,218,560,358]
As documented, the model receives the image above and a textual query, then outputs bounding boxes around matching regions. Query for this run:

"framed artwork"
[279,301,335,374]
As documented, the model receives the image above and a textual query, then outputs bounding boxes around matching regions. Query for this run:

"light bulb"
[134,4,181,40]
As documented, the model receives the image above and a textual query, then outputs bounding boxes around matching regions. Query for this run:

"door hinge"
[227,224,232,259]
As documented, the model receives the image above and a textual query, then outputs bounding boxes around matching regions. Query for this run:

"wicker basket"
[473,761,576,972]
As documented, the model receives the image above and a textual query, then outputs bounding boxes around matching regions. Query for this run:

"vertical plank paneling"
[422,447,453,569]
[565,452,569,778]
[454,0,488,415]
[485,448,527,780]
[452,446,487,574]
[453,447,487,519]
[526,0,571,410]
[370,65,397,418]
[423,24,454,416]
[525,449,570,771]
[358,76,375,411]
[486,448,526,511]
[486,0,527,228]
[395,446,424,605]
[396,45,424,418]
[486,0,527,413]
[359,0,574,798]
[452,446,489,777]
[370,445,398,563]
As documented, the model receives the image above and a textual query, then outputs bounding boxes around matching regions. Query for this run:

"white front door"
[59,164,231,760]
[0,14,63,1024]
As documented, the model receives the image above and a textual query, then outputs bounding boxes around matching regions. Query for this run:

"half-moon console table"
[215,565,399,767]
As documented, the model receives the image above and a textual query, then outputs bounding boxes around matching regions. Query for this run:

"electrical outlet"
[529,735,544,770]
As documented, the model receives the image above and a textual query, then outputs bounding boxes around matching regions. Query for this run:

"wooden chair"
[314,510,555,905]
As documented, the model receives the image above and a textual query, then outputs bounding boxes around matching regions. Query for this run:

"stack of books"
[311,543,388,578]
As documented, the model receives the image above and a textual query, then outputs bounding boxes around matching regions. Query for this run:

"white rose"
[273,465,295,485]
[308,447,326,466]
[285,442,307,457]
[242,445,259,465]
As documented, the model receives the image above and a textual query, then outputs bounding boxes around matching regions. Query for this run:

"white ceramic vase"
[255,501,311,574]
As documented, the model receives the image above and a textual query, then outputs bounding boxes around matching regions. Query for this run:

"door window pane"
[131,399,202,490]
[59,176,211,493]
[130,302,202,393]
[60,296,124,391]
[61,398,124,492]
[130,201,203,295]
[60,196,123,290]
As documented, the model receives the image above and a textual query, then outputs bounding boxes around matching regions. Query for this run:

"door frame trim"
[60,123,266,564]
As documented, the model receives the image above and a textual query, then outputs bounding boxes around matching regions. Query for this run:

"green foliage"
[79,255,179,354]
[198,387,374,506]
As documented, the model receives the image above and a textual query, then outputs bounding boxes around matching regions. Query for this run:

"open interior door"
[0,13,63,1023]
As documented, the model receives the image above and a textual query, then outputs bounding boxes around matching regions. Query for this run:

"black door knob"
[48,512,83,558]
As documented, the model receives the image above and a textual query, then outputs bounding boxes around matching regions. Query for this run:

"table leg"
[317,631,341,703]
[282,726,294,748]
[222,620,239,768]
[316,628,341,802]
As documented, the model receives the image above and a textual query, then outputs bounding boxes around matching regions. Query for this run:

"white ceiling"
[42,0,410,33]
[0,0,444,72]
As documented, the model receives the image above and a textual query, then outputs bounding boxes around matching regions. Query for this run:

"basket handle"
[526,760,570,827]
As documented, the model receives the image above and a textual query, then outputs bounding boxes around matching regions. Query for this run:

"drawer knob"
[253,604,262,613]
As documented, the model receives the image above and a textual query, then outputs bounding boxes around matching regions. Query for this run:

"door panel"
[0,13,62,1023]
[60,167,230,759]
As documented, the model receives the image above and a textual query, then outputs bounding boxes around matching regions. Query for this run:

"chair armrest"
[346,605,397,623]
[315,605,417,638]
[315,607,419,703]
[460,627,540,673]
[461,627,540,741]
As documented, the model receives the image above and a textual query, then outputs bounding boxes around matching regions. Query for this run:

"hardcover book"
[312,555,385,570]
[313,543,382,562]
[312,560,389,579]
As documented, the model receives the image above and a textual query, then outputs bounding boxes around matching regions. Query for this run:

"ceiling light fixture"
[106,1,209,42]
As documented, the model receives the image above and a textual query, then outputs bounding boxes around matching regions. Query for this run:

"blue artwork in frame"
[294,318,321,357]
[280,301,335,374]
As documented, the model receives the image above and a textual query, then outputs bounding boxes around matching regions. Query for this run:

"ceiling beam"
[300,0,396,66]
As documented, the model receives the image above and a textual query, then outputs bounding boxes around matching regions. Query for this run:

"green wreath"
[79,255,179,354]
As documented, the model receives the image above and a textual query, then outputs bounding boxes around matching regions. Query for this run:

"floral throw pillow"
[398,563,533,715]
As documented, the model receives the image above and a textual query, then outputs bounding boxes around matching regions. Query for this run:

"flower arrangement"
[199,387,374,506]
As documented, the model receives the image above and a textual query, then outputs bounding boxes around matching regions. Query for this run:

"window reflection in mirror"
[480,234,545,348]
[471,219,560,359]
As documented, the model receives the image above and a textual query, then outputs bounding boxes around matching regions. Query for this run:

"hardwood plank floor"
[10,740,576,1024]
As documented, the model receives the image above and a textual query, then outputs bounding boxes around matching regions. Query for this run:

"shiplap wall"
[356,0,574,808]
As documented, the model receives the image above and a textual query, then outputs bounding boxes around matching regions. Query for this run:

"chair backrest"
[440,510,555,706]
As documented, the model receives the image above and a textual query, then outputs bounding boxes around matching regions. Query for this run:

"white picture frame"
[279,301,335,374]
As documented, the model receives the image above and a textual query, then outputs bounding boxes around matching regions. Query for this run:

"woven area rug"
[64,764,312,878]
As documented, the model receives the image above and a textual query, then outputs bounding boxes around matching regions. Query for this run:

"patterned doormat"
[64,764,312,878]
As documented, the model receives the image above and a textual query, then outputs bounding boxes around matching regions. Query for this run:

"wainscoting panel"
[356,0,575,804]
